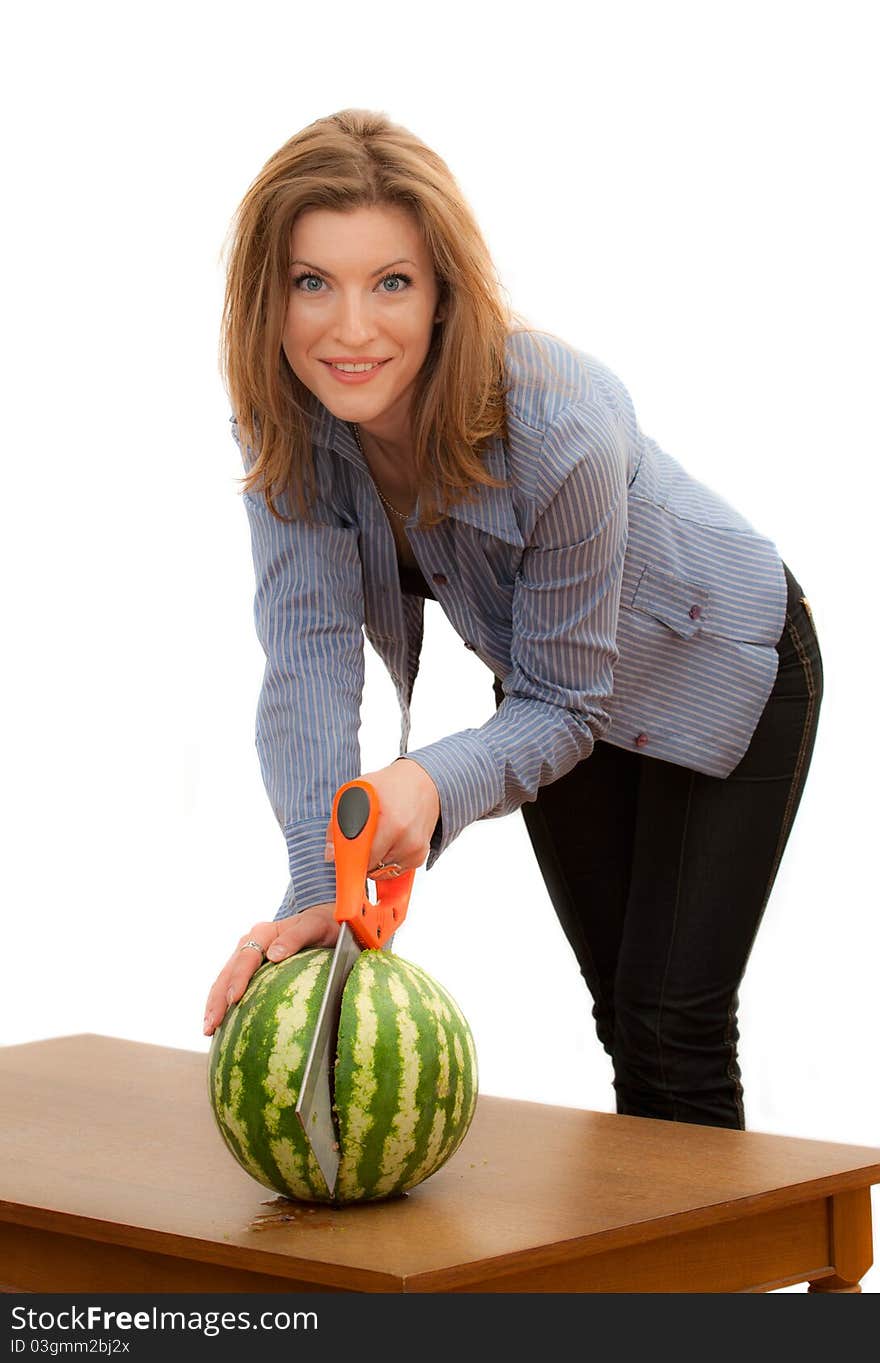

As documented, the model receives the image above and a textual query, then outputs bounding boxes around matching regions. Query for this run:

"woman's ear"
[434,282,447,324]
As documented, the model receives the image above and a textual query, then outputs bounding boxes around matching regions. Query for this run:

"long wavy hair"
[219,108,570,526]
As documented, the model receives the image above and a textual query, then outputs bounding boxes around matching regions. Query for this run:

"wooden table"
[1,1034,878,1293]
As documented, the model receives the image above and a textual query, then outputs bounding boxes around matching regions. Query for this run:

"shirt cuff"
[398,734,505,870]
[275,815,338,920]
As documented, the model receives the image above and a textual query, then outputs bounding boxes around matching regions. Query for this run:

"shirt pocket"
[630,565,710,640]
[461,530,520,622]
[472,529,521,583]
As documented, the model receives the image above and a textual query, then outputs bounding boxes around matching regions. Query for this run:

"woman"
[203,108,823,1131]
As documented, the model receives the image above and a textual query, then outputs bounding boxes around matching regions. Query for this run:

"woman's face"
[282,203,443,443]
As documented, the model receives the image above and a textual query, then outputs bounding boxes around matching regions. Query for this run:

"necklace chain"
[349,423,410,521]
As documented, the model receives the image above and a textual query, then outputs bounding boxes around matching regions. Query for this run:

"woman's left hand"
[324,758,440,875]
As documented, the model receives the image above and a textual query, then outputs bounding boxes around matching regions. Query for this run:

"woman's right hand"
[202,901,338,1037]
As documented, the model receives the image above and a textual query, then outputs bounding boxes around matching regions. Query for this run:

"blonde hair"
[218,107,572,526]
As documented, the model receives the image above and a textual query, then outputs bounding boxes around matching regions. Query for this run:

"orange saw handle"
[331,780,415,949]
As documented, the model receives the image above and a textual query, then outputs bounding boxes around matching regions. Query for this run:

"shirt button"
[464,640,476,650]
[689,604,702,620]
[635,732,649,747]
[432,572,448,586]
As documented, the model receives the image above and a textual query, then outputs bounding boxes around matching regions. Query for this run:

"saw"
[294,778,415,1195]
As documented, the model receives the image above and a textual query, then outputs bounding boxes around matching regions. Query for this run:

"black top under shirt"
[399,559,437,599]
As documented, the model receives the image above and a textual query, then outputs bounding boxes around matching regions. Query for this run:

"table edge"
[3,1164,879,1293]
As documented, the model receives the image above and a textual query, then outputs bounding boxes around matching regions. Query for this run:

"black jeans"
[492,561,823,1130]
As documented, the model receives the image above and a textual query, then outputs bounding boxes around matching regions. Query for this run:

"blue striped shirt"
[233,331,787,920]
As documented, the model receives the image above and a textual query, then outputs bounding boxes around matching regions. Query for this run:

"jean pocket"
[782,590,823,674]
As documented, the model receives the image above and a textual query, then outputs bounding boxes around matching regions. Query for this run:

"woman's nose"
[332,291,377,344]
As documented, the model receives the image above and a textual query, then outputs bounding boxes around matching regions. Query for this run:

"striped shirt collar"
[311,399,525,548]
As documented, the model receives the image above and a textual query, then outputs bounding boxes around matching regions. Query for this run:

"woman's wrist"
[395,756,440,820]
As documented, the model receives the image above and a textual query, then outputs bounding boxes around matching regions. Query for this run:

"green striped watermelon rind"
[207,948,334,1203]
[334,950,479,1203]
[207,946,478,1206]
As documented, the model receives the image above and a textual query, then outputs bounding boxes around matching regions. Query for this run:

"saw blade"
[293,921,362,1196]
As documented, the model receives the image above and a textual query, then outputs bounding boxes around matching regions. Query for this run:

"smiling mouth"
[321,359,391,372]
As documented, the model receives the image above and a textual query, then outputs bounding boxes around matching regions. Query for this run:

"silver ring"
[239,939,265,956]
[369,861,404,880]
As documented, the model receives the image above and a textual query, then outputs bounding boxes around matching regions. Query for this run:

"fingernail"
[226,987,235,1005]
[267,944,287,960]
[203,1013,214,1034]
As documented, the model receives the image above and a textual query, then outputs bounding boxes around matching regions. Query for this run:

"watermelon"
[207,946,478,1204]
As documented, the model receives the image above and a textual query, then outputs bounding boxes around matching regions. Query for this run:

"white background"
[3,0,878,1292]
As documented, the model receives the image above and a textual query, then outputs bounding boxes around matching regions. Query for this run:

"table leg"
[807,1187,873,1293]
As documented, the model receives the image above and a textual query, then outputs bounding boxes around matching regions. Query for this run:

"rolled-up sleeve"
[403,400,628,868]
[232,420,365,919]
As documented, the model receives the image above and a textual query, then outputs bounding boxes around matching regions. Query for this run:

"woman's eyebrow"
[289,257,416,280]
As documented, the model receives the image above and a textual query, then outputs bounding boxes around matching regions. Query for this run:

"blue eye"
[379,272,413,292]
[290,271,413,294]
[292,273,325,292]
